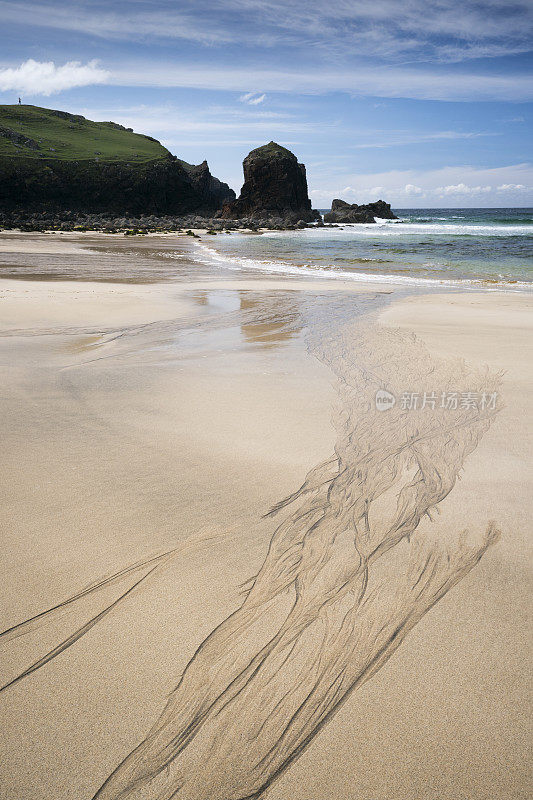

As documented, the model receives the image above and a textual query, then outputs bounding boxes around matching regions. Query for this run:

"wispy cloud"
[1,0,531,65]
[110,63,533,102]
[351,130,499,149]
[0,2,236,45]
[75,103,321,140]
[1,2,531,105]
[239,92,267,105]
[0,59,109,96]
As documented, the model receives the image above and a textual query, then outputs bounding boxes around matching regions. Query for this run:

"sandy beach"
[0,233,531,800]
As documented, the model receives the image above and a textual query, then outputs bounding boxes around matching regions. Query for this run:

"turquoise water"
[196,208,533,290]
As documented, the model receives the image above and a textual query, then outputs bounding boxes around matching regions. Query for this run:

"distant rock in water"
[324,199,397,224]
[220,141,320,224]
[0,104,235,216]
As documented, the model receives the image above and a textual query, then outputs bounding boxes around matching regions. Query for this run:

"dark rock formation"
[179,159,235,214]
[324,199,397,224]
[220,141,320,224]
[0,154,235,216]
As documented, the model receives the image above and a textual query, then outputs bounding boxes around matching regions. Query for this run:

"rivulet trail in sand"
[0,292,308,692]
[79,296,502,800]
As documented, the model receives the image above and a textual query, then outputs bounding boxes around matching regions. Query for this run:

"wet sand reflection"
[191,289,302,350]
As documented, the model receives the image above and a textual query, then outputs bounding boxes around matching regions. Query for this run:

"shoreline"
[1,229,531,292]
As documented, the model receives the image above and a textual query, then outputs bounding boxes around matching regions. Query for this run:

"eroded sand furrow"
[87,301,502,800]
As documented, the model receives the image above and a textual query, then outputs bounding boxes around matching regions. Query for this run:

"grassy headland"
[0,105,234,218]
[0,105,167,162]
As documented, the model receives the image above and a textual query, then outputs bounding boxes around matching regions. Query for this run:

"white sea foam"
[274,221,532,238]
[192,240,533,293]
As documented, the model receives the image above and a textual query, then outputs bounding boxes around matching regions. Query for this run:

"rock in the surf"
[324,199,397,223]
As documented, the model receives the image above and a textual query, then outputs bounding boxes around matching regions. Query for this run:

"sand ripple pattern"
[87,300,502,800]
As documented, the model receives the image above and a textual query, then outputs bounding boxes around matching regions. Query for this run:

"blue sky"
[0,0,532,207]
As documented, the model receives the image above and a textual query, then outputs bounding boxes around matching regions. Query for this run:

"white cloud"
[0,59,108,96]
[496,183,527,191]
[404,184,423,195]
[239,92,267,105]
[435,183,492,196]
[111,63,533,102]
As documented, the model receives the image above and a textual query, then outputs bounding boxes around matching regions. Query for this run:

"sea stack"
[220,141,320,225]
[324,199,397,223]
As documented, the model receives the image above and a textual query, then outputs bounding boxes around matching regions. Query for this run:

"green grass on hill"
[0,105,169,162]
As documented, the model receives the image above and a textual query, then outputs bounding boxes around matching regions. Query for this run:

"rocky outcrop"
[0,209,244,232]
[220,141,320,224]
[324,199,397,223]
[0,125,41,150]
[179,159,235,214]
[0,154,234,216]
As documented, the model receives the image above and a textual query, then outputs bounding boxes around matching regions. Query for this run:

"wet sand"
[0,233,531,800]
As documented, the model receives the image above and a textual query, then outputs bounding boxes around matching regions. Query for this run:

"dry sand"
[0,234,531,800]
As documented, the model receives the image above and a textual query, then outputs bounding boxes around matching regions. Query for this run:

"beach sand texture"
[0,234,531,800]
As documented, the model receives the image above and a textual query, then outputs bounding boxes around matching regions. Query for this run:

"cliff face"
[0,155,235,215]
[324,199,397,223]
[220,142,319,222]
[0,105,235,215]
[178,159,236,214]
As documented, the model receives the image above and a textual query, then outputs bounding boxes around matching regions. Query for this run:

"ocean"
[194,208,533,291]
